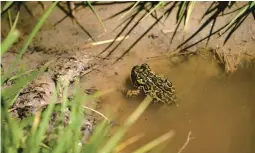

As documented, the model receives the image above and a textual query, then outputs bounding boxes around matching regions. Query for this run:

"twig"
[177,130,194,153]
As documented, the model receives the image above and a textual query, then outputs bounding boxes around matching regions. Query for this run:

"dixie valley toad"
[126,63,177,105]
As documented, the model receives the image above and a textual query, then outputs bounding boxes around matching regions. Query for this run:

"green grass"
[2,81,173,153]
[4,2,58,82]
[140,2,165,22]
[1,29,20,56]
[112,1,253,49]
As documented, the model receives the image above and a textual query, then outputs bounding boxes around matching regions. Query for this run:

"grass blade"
[226,2,254,29]
[184,2,196,30]
[1,11,20,58]
[82,119,111,152]
[177,2,187,23]
[51,87,85,153]
[29,88,57,153]
[1,1,14,14]
[1,29,20,56]
[7,69,35,82]
[2,65,47,107]
[8,9,13,28]
[2,109,23,151]
[140,2,165,22]
[5,1,58,80]
[114,133,144,152]
[99,96,152,153]
[10,11,20,32]
[119,1,140,20]
[132,130,175,153]
[86,1,107,32]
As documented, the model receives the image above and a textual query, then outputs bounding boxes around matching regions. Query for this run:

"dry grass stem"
[161,28,182,34]
[80,35,130,49]
[83,106,111,122]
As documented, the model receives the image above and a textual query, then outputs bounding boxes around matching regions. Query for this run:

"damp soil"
[1,1,255,153]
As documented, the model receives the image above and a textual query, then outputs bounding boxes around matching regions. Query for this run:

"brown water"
[97,54,255,153]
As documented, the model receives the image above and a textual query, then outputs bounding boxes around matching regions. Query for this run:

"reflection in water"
[100,54,255,153]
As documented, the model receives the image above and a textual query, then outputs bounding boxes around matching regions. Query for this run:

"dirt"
[1,1,255,153]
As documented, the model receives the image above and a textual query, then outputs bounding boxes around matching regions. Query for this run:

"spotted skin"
[126,63,177,105]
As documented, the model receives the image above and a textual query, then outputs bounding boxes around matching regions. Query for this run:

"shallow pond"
[99,53,255,153]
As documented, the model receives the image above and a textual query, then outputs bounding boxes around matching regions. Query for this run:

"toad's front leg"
[125,89,141,98]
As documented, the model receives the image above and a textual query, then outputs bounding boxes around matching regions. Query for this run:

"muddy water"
[99,54,255,153]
